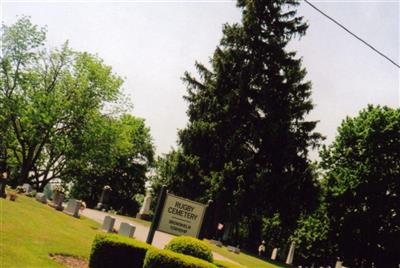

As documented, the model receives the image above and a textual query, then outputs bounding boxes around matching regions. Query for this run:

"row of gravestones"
[209,239,345,268]
[269,244,346,268]
[101,215,136,238]
[27,183,82,218]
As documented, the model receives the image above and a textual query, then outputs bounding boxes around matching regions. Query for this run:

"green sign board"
[158,193,206,237]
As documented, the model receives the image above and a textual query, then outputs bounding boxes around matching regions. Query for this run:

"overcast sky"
[2,1,399,159]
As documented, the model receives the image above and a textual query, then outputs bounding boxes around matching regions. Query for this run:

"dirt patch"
[50,254,88,268]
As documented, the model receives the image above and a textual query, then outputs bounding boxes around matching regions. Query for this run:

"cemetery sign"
[158,193,206,237]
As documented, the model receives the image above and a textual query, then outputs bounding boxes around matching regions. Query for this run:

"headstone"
[118,222,136,238]
[96,186,112,210]
[43,183,53,200]
[209,239,223,247]
[49,193,65,211]
[222,222,233,241]
[101,216,116,233]
[0,179,6,198]
[335,261,342,268]
[35,192,47,203]
[22,183,32,193]
[136,188,152,220]
[63,199,81,218]
[271,248,279,260]
[227,245,240,254]
[286,242,295,265]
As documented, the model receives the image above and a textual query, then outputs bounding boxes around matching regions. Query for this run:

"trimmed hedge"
[165,236,213,263]
[143,248,218,268]
[89,233,152,268]
[214,260,243,268]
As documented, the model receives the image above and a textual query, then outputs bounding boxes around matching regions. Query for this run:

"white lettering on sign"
[158,193,206,238]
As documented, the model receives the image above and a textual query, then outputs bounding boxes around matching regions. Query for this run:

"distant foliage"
[319,105,400,267]
[67,113,154,215]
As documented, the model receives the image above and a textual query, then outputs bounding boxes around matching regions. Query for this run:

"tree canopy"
[0,17,155,216]
[319,105,400,267]
[155,0,323,250]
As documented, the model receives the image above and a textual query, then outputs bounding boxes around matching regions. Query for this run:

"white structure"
[137,181,153,220]
[63,199,81,218]
[118,222,136,238]
[335,261,343,268]
[35,192,47,203]
[271,248,279,260]
[101,216,116,233]
[285,242,295,265]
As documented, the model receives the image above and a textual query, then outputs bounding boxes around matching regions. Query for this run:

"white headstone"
[227,245,240,254]
[285,242,295,265]
[64,199,81,218]
[118,222,136,238]
[271,248,279,260]
[101,216,115,233]
[35,192,47,203]
[139,188,152,215]
[335,261,343,268]
[22,183,32,193]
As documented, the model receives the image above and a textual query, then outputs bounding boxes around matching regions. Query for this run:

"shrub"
[143,248,217,268]
[165,236,213,263]
[89,233,152,268]
[214,260,243,268]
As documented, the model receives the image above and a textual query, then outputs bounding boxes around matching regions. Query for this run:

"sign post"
[146,185,167,244]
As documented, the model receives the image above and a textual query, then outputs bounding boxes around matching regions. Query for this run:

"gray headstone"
[49,192,65,211]
[286,242,295,265]
[0,179,6,198]
[101,216,116,233]
[22,183,32,193]
[227,245,240,254]
[63,199,81,218]
[35,192,47,203]
[271,248,279,260]
[96,186,112,210]
[209,239,223,247]
[118,222,135,238]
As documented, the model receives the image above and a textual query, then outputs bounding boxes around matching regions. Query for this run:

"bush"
[89,233,152,268]
[214,260,243,268]
[165,236,213,263]
[143,248,217,268]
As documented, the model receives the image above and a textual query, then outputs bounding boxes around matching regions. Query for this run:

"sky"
[2,0,399,159]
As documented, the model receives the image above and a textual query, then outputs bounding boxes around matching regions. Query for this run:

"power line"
[304,0,400,69]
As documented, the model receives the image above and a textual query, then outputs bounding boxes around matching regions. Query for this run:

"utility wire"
[304,0,400,69]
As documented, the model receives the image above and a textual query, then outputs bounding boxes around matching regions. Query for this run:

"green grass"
[205,241,290,268]
[0,195,101,267]
[0,195,288,268]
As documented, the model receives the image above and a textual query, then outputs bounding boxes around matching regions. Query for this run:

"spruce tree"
[178,0,322,249]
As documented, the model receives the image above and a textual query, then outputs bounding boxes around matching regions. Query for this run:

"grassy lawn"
[205,241,290,268]
[1,195,101,267]
[1,195,287,268]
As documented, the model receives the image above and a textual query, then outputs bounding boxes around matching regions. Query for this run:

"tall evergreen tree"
[177,0,322,249]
